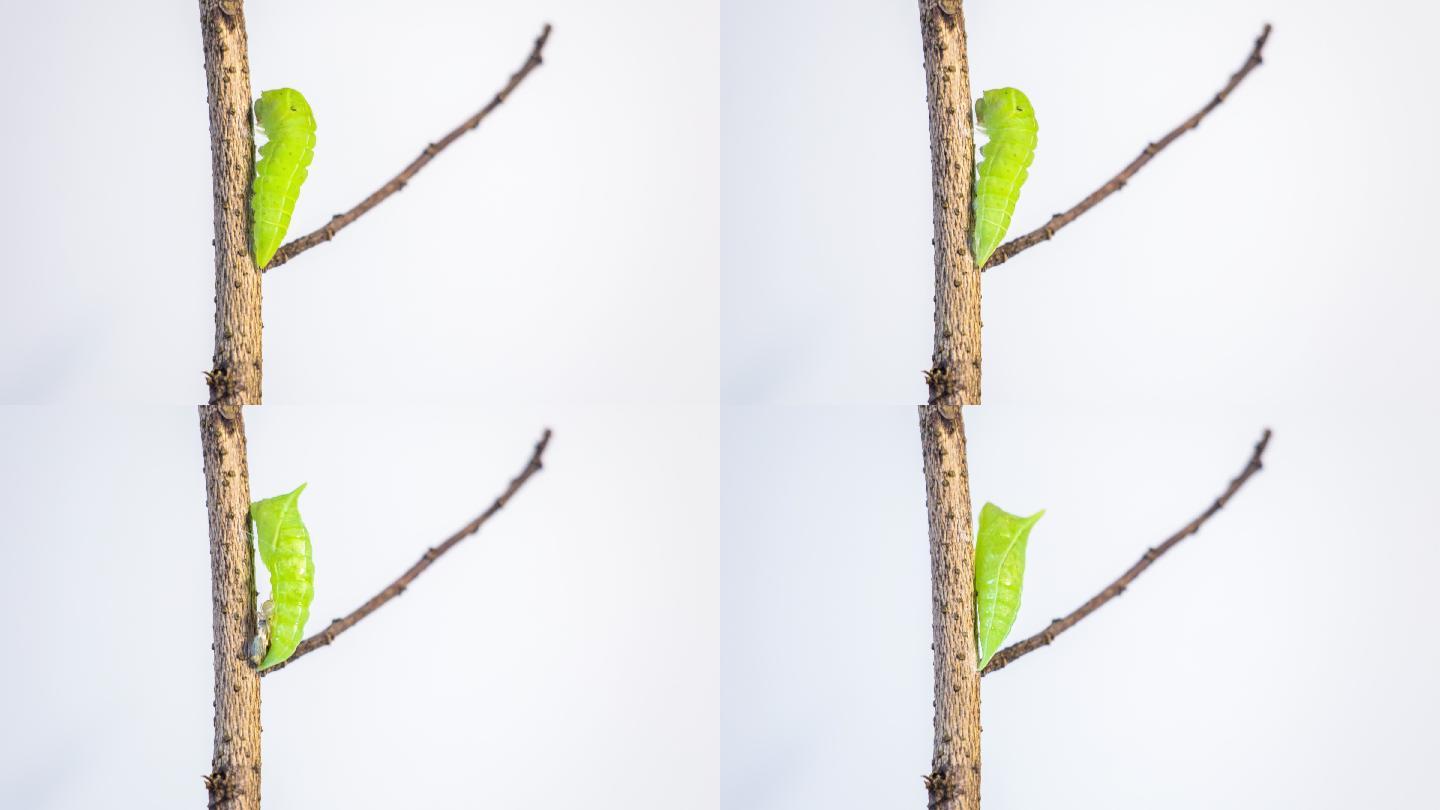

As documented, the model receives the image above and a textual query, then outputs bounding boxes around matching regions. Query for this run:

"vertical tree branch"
[201,0,263,403]
[921,0,981,406]
[198,0,263,807]
[919,408,981,809]
[201,406,261,809]
[917,2,982,808]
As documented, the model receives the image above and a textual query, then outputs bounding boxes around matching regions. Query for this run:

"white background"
[723,1,1440,808]
[0,1,718,808]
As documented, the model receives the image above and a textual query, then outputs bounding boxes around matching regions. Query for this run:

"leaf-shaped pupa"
[975,502,1044,670]
[250,483,314,669]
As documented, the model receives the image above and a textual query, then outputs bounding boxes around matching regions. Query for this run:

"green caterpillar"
[249,484,315,670]
[251,88,316,268]
[974,502,1044,670]
[971,87,1038,268]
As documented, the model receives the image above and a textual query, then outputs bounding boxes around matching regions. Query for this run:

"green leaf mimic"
[975,502,1044,670]
[249,483,314,670]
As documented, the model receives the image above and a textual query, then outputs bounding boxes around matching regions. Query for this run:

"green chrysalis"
[249,483,314,670]
[971,87,1038,268]
[974,502,1044,670]
[251,88,316,268]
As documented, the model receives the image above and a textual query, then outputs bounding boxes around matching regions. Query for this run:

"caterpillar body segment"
[250,483,314,669]
[251,88,316,268]
[971,87,1038,268]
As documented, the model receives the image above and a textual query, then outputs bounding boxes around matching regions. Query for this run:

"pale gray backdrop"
[0,0,718,808]
[723,0,1439,808]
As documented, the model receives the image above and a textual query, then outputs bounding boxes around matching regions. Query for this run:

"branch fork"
[262,429,552,676]
[984,24,1272,271]
[195,6,553,806]
[982,428,1273,676]
[263,23,553,271]
[912,11,1273,808]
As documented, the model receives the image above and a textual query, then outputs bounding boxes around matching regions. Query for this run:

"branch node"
[203,769,234,808]
[923,769,956,805]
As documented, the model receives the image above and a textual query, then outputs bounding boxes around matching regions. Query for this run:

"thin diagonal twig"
[981,428,1272,675]
[983,23,1272,271]
[263,23,553,271]
[263,428,552,675]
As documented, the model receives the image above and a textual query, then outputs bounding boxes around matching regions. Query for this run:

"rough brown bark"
[919,0,981,406]
[919,407,981,810]
[198,1,263,807]
[201,406,262,809]
[200,0,263,404]
[916,2,982,808]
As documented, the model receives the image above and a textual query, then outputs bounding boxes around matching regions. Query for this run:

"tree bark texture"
[201,406,262,809]
[919,407,981,810]
[917,1,983,808]
[198,1,263,807]
[919,0,980,406]
[200,0,263,405]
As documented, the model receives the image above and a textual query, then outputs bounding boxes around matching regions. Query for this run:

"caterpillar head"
[976,88,1032,129]
[254,88,313,131]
